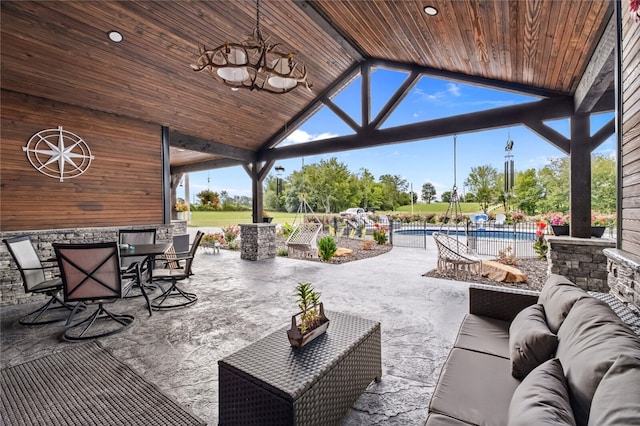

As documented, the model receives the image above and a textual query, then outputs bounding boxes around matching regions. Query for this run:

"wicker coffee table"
[218,311,382,425]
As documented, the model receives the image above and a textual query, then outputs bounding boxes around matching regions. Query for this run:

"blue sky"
[177,67,615,204]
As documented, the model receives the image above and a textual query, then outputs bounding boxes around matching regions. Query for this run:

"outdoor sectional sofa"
[426,274,640,426]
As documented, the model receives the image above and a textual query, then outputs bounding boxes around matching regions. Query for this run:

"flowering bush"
[509,212,526,224]
[201,232,224,247]
[497,246,518,266]
[532,221,548,260]
[175,202,188,212]
[372,223,388,245]
[221,225,240,243]
[544,212,570,225]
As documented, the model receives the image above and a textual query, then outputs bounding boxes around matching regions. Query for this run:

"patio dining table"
[119,242,171,282]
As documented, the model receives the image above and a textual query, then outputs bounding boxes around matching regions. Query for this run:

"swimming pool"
[395,228,536,241]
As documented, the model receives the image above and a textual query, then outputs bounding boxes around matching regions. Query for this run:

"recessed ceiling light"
[107,30,123,43]
[424,6,438,16]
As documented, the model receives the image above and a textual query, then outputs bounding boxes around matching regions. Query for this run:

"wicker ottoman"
[218,311,382,425]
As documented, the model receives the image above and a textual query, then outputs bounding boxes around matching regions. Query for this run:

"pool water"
[395,228,536,241]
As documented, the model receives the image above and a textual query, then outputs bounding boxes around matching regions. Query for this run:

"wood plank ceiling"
[1,0,613,171]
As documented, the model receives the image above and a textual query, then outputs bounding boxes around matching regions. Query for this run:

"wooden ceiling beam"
[523,121,570,154]
[371,70,421,130]
[368,59,566,99]
[262,62,361,150]
[169,131,256,163]
[293,0,366,62]
[258,97,574,162]
[574,14,616,113]
[170,158,244,175]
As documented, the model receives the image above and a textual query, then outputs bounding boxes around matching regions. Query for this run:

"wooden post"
[569,113,591,238]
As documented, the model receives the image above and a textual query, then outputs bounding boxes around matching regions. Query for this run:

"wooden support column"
[244,161,274,223]
[569,114,591,238]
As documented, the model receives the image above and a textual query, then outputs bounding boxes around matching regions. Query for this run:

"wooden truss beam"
[258,97,574,162]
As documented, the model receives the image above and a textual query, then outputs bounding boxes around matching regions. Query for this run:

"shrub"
[277,247,289,257]
[227,240,240,251]
[317,236,337,261]
[221,225,240,243]
[497,246,518,265]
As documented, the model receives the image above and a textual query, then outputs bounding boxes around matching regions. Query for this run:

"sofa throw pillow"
[508,358,576,426]
[587,354,640,426]
[509,304,558,379]
[538,275,588,334]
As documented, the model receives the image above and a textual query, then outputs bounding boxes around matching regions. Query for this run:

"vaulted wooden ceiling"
[1,0,614,172]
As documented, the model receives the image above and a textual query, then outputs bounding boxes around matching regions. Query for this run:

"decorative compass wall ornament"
[23,126,95,182]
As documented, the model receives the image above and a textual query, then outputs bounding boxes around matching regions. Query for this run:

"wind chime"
[504,133,515,212]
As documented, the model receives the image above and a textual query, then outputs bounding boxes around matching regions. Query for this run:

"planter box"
[551,225,569,236]
[287,303,329,347]
[551,225,607,237]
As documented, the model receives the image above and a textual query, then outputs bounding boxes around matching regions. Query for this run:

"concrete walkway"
[1,245,471,425]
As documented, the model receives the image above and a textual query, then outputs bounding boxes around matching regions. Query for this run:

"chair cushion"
[556,297,640,426]
[454,314,510,359]
[426,413,474,426]
[538,274,588,333]
[429,348,520,426]
[509,304,558,379]
[508,358,576,426]
[588,354,640,426]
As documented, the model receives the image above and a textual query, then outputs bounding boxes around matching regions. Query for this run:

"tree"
[464,165,500,213]
[421,182,436,203]
[379,174,408,210]
[356,168,376,210]
[591,154,616,213]
[537,157,569,213]
[513,169,544,215]
[441,191,451,203]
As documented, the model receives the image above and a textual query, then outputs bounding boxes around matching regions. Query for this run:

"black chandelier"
[191,0,312,94]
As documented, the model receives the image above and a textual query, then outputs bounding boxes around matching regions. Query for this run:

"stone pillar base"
[239,223,276,261]
[547,236,615,292]
[603,248,640,309]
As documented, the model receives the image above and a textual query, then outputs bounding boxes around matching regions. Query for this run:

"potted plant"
[262,211,273,223]
[175,202,188,220]
[546,213,570,236]
[287,282,329,348]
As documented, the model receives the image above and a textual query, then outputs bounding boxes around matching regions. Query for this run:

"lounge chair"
[494,213,506,227]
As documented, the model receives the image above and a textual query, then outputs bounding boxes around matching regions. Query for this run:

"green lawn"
[188,203,484,227]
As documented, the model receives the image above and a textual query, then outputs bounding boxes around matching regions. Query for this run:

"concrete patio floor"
[1,244,472,425]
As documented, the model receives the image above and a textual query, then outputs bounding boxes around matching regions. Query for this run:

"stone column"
[547,236,616,292]
[239,223,276,261]
[604,248,640,309]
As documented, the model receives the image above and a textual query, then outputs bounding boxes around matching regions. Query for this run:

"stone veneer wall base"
[547,236,616,293]
[1,224,177,307]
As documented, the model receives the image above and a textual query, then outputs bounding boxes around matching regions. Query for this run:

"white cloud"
[278,129,339,147]
[447,83,461,97]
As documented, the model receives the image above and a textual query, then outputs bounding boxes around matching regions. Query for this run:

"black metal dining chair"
[150,231,204,310]
[54,242,135,341]
[3,235,74,325]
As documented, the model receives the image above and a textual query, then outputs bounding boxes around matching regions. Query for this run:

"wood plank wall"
[621,6,640,254]
[1,90,164,232]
